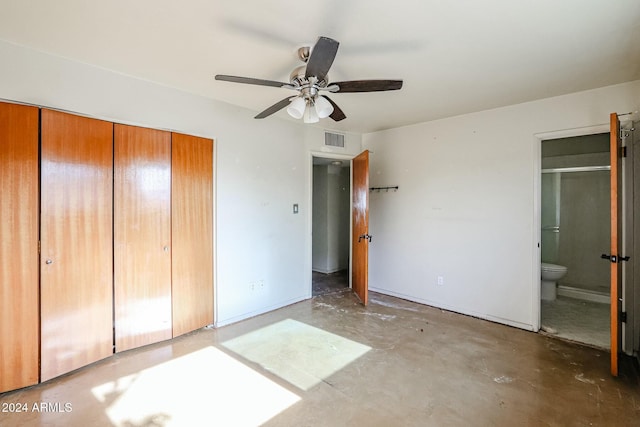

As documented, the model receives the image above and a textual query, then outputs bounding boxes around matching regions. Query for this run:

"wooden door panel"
[40,109,114,382]
[114,124,172,351]
[609,113,622,376]
[0,102,39,392]
[171,133,214,337]
[352,150,369,305]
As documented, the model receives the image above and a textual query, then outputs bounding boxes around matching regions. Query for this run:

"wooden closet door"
[114,124,172,351]
[40,109,114,382]
[171,133,213,337]
[0,102,39,392]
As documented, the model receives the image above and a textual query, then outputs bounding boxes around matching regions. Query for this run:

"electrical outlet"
[437,276,444,286]
[250,280,265,292]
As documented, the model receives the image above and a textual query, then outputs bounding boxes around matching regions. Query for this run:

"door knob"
[601,254,630,263]
[163,246,169,252]
[45,259,53,265]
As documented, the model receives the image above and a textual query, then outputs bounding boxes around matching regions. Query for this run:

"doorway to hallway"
[311,156,350,296]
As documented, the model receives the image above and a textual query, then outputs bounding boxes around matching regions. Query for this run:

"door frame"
[307,151,356,297]
[533,123,610,332]
[536,117,639,360]
[626,120,640,360]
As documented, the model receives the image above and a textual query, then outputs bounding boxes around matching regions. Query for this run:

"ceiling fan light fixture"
[216,37,402,123]
[287,97,306,119]
[315,96,334,119]
[303,103,319,123]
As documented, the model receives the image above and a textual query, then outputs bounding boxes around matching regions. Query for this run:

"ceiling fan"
[215,36,403,123]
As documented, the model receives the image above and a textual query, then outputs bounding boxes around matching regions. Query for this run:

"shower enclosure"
[541,166,611,299]
[541,172,560,264]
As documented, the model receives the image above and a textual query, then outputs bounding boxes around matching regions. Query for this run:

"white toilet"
[541,262,567,301]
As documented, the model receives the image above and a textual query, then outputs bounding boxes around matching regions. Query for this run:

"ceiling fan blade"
[305,37,339,81]
[215,74,294,89]
[254,97,292,119]
[331,80,403,93]
[320,95,346,121]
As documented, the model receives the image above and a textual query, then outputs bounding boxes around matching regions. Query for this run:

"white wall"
[334,166,351,270]
[0,39,363,327]
[363,80,640,330]
[312,166,329,272]
[4,38,638,333]
[312,165,350,274]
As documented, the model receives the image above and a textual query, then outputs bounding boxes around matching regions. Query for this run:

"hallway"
[312,270,349,296]
[1,291,638,426]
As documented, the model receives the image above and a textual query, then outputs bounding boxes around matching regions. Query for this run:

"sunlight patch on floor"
[222,318,371,391]
[91,346,300,426]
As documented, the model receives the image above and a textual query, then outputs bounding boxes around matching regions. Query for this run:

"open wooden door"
[609,112,623,376]
[352,150,370,305]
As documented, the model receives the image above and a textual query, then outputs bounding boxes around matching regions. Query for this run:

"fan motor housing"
[289,65,329,91]
[289,66,307,86]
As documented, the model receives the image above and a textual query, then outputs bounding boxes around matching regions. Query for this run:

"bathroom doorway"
[311,156,351,296]
[540,133,611,348]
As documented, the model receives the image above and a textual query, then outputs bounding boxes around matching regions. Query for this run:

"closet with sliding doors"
[0,101,214,393]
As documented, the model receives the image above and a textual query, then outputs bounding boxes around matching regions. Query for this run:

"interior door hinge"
[620,146,627,157]
[621,312,627,323]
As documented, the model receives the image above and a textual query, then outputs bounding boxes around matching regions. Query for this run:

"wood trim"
[0,102,40,392]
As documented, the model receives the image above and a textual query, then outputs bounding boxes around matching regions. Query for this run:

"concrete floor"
[312,270,349,296]
[1,290,639,426]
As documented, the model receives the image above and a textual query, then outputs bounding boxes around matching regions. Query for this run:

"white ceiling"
[1,0,639,133]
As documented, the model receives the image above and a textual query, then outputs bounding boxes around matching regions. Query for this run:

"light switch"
[293,204,299,214]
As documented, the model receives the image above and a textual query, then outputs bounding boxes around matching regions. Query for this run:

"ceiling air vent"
[324,132,345,148]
